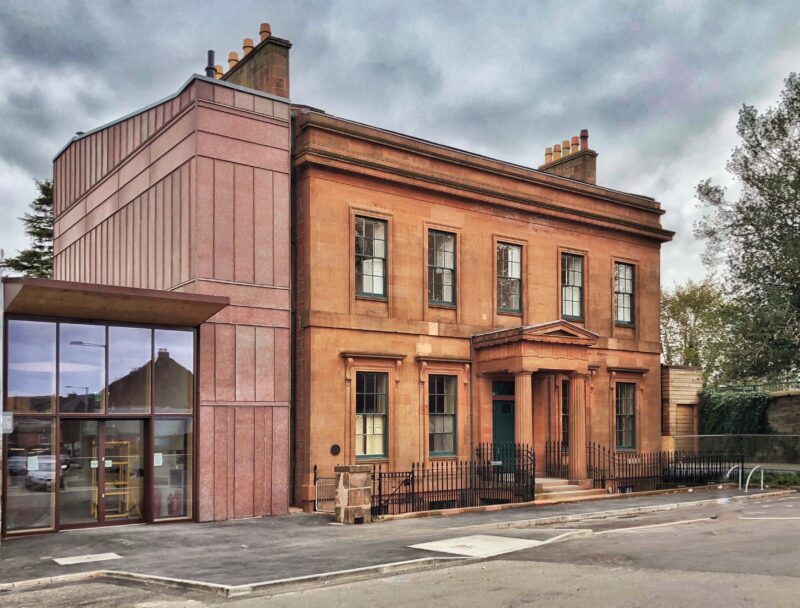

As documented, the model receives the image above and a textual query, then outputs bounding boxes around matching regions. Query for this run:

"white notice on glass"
[105,460,112,468]
[91,460,99,469]
[27,455,39,471]
[154,453,163,467]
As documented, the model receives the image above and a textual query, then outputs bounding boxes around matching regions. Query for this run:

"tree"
[695,73,800,382]
[1,179,53,278]
[661,279,732,384]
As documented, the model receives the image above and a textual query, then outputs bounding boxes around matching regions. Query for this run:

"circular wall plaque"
[330,444,341,456]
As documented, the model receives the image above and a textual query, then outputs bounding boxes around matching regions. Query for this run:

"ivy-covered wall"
[699,389,771,434]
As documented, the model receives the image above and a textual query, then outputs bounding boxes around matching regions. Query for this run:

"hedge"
[699,389,771,435]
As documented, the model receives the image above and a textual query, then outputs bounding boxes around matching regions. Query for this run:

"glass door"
[58,419,145,527]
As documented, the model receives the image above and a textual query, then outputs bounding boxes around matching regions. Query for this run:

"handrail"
[744,465,764,493]
[724,464,743,490]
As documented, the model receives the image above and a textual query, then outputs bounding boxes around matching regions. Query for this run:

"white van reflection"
[25,456,67,491]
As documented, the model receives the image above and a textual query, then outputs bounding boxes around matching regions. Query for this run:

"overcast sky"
[1,0,799,286]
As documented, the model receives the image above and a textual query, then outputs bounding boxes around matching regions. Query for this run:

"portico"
[473,320,599,480]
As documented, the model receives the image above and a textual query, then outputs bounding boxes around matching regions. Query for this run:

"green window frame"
[561,379,570,449]
[355,371,388,458]
[615,382,636,450]
[428,375,457,455]
[428,230,456,306]
[561,253,584,321]
[355,216,387,298]
[614,262,635,326]
[497,242,522,313]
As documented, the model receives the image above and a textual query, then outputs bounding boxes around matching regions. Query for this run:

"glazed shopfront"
[1,278,228,536]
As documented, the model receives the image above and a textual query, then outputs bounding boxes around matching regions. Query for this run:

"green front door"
[492,400,516,470]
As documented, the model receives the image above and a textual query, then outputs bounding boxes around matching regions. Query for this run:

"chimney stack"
[219,20,291,98]
[539,128,596,184]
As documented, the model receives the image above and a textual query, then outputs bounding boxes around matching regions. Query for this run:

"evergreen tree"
[1,179,53,278]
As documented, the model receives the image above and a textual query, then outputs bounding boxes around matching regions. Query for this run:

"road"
[1,494,798,607]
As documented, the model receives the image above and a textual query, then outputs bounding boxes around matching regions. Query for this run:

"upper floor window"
[561,253,584,320]
[428,230,456,306]
[614,262,635,326]
[355,371,388,458]
[355,216,386,298]
[497,242,522,313]
[429,375,457,455]
[615,382,636,450]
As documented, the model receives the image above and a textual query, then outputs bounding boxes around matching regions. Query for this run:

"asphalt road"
[2,494,798,607]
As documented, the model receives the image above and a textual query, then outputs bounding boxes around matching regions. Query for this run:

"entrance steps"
[535,477,607,504]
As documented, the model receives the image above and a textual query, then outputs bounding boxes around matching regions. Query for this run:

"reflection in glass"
[104,419,145,521]
[59,324,106,413]
[154,418,193,520]
[107,326,151,413]
[5,417,56,533]
[59,420,99,525]
[154,330,194,412]
[6,320,56,413]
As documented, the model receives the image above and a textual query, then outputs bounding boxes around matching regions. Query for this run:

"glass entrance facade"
[2,317,196,536]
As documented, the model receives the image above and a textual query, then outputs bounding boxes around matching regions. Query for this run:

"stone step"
[534,488,607,503]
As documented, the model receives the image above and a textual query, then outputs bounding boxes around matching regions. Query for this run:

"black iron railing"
[587,442,744,493]
[545,440,569,478]
[371,443,535,516]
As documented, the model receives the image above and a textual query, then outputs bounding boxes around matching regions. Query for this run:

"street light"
[69,340,106,348]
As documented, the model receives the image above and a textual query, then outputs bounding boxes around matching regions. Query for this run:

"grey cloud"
[1,0,799,281]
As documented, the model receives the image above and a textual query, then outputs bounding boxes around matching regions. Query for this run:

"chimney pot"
[571,135,579,151]
[580,129,589,151]
[243,38,254,55]
[228,51,239,69]
[260,22,272,41]
[562,139,571,156]
[545,146,553,164]
[215,64,224,79]
[553,143,562,161]
[205,50,216,78]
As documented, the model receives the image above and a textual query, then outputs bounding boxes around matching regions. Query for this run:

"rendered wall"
[52,76,292,520]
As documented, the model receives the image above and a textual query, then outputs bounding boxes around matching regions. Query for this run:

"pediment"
[472,319,599,348]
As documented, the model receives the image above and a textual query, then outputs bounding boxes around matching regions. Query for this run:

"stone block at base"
[334,464,373,524]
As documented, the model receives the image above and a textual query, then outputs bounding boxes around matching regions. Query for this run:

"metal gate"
[313,465,336,513]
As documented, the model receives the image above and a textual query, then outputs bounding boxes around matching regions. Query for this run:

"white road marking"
[410,535,543,558]
[593,518,711,535]
[740,517,800,520]
[53,552,122,566]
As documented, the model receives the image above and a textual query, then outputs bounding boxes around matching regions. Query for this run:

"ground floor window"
[561,379,570,448]
[355,371,388,458]
[616,382,636,449]
[429,375,456,455]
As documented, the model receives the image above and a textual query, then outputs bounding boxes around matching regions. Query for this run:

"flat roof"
[3,277,228,326]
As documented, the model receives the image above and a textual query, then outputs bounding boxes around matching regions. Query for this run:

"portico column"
[568,373,588,480]
[514,372,533,447]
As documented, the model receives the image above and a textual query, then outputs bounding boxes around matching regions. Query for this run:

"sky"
[1,0,799,287]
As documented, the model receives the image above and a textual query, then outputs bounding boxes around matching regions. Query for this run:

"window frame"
[428,374,457,457]
[561,379,570,450]
[496,241,523,314]
[615,382,637,450]
[427,229,457,307]
[355,371,389,460]
[354,215,388,300]
[614,262,635,327]
[560,252,585,321]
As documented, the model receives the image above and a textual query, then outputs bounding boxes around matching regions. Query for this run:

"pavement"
[0,486,788,591]
[0,490,798,607]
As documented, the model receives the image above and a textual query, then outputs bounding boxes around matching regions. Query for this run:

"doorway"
[59,419,145,527]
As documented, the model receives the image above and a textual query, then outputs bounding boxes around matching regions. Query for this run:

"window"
[497,243,522,313]
[615,262,635,325]
[355,216,387,297]
[561,379,570,448]
[561,253,584,320]
[355,372,388,458]
[107,326,151,413]
[428,230,456,305]
[59,323,105,413]
[616,382,636,449]
[6,320,56,413]
[429,375,456,455]
[154,329,195,412]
